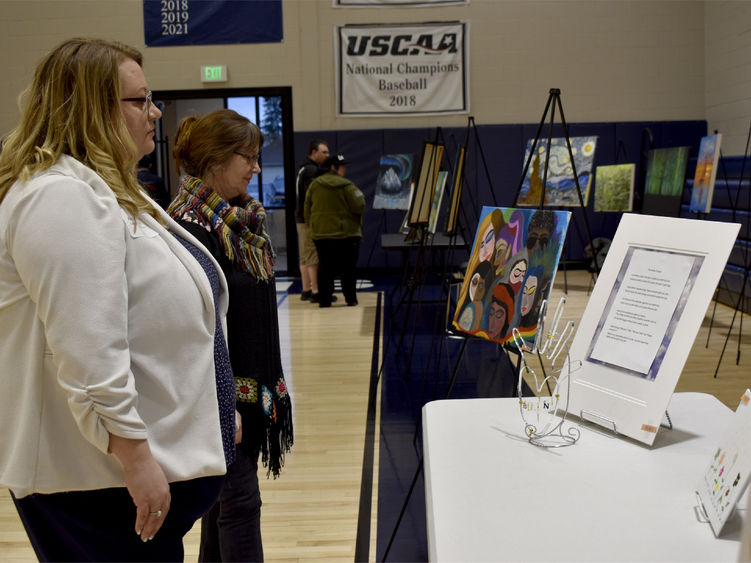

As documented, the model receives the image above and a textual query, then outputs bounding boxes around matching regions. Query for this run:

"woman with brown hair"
[0,38,233,561]
[169,109,293,562]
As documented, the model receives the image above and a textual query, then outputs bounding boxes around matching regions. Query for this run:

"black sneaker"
[309,292,320,303]
[346,299,358,306]
[300,290,312,301]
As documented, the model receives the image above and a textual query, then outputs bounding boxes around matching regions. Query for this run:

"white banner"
[336,22,468,116]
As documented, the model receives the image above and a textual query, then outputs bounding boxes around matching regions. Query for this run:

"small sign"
[697,389,751,536]
[201,65,227,83]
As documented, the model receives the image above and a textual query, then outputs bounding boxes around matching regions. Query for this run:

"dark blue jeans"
[314,237,361,306]
[12,476,223,562]
[199,447,263,562]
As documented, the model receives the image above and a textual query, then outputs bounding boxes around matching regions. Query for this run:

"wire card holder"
[511,296,581,448]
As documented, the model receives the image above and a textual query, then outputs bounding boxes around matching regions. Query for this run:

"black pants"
[199,447,263,562]
[12,476,223,562]
[314,237,361,306]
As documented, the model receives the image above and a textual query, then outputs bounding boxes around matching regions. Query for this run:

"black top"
[295,157,324,223]
[177,220,292,475]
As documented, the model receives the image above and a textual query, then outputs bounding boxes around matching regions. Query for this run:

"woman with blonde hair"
[169,108,293,562]
[0,38,234,561]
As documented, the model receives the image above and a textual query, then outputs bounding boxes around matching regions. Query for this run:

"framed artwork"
[516,136,598,207]
[689,134,722,214]
[373,153,415,210]
[428,171,448,234]
[563,213,740,446]
[451,207,571,347]
[445,146,466,235]
[408,142,444,226]
[641,146,690,217]
[594,163,635,212]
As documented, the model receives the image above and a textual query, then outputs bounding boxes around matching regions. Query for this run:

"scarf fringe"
[261,394,294,479]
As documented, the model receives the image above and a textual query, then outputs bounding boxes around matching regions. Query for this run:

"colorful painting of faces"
[373,153,414,210]
[452,207,571,346]
[517,136,598,207]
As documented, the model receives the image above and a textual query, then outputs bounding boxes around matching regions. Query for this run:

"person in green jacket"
[304,154,365,307]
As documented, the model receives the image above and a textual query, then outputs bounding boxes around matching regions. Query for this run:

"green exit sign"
[201,65,227,83]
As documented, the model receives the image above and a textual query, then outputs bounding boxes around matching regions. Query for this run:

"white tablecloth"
[423,392,743,561]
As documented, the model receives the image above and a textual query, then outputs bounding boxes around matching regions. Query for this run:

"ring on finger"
[149,509,163,518]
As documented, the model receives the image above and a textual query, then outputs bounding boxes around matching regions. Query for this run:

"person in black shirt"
[295,139,329,302]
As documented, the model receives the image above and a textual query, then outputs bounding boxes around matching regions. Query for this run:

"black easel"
[513,88,600,276]
[712,123,751,376]
[635,127,654,213]
[705,132,742,347]
[392,128,447,363]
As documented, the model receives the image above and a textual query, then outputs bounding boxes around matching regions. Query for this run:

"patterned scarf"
[167,175,275,280]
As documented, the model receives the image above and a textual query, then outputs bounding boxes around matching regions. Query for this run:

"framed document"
[563,214,739,445]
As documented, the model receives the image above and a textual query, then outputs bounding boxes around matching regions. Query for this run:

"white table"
[423,393,744,561]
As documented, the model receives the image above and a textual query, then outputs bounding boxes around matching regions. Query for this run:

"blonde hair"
[0,37,160,222]
[173,109,264,180]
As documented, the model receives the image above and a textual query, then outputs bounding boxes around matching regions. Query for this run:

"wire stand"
[510,296,581,448]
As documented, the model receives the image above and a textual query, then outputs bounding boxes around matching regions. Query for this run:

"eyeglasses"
[526,234,549,250]
[234,151,261,166]
[121,90,153,113]
[489,305,507,319]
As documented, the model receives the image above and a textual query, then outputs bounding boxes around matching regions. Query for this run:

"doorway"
[152,87,295,274]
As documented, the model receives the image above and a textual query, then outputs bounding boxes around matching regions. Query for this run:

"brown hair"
[0,37,159,221]
[173,109,264,180]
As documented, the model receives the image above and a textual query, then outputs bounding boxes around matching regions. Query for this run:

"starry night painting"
[517,136,597,207]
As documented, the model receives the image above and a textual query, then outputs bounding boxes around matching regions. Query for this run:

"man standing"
[304,154,365,308]
[295,139,329,302]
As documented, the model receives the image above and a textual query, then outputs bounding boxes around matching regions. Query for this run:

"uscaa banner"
[336,22,468,116]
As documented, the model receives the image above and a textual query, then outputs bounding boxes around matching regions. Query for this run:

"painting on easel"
[517,136,598,207]
[407,142,444,226]
[451,207,571,346]
[689,134,722,214]
[594,163,635,212]
[373,153,415,210]
[642,146,690,217]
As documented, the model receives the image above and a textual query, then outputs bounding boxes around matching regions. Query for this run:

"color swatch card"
[697,389,751,536]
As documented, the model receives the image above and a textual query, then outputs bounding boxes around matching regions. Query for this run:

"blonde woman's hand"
[235,410,242,444]
[108,434,171,542]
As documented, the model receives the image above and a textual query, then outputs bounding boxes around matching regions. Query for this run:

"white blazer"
[0,155,228,496]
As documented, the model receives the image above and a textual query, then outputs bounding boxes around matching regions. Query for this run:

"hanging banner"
[335,0,467,6]
[143,0,282,47]
[336,22,469,117]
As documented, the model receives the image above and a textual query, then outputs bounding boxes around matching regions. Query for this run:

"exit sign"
[201,65,227,82]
